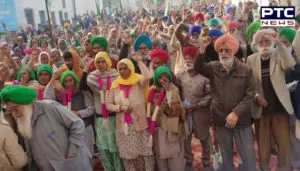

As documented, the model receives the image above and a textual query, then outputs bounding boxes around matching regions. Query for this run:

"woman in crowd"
[150,66,188,171]
[44,70,95,153]
[29,64,53,100]
[106,58,154,171]
[87,51,123,171]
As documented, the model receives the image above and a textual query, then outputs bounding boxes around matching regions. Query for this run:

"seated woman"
[44,70,95,154]
[87,52,123,170]
[149,66,188,171]
[106,58,154,171]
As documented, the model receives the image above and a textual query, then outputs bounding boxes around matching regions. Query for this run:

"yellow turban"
[214,34,239,54]
[94,52,112,69]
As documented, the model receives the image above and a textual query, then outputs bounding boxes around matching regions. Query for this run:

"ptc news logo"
[261,6,295,27]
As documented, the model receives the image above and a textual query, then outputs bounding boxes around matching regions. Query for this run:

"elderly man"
[195,34,256,171]
[177,46,212,170]
[247,29,296,171]
[133,34,152,66]
[1,85,92,171]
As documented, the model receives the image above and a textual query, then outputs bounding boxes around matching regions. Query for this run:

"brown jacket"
[0,123,27,171]
[195,54,255,127]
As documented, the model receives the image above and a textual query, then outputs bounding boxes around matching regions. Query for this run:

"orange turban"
[214,34,239,54]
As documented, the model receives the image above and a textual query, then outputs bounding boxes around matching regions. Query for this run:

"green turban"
[296,15,300,25]
[207,18,220,26]
[0,85,37,105]
[60,70,78,88]
[279,27,296,44]
[74,39,81,47]
[16,66,36,81]
[246,21,261,41]
[37,64,53,77]
[90,36,108,51]
[130,32,137,38]
[153,66,172,88]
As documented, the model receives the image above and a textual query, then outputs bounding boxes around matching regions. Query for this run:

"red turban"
[214,34,239,54]
[193,12,204,22]
[183,46,198,58]
[227,21,238,30]
[150,49,169,63]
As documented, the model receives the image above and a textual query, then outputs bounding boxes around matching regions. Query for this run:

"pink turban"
[227,21,238,30]
[214,34,239,54]
[150,49,169,63]
[193,12,204,22]
[183,46,198,58]
[252,29,277,45]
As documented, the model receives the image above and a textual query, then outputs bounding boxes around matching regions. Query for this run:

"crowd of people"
[0,0,300,171]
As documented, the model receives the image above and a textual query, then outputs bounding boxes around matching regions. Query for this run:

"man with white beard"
[0,85,92,171]
[247,29,296,171]
[176,46,212,171]
[194,34,256,171]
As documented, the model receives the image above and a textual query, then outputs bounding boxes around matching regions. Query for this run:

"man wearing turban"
[247,29,296,171]
[133,34,152,65]
[177,46,212,170]
[280,27,300,170]
[195,34,256,171]
[1,85,92,171]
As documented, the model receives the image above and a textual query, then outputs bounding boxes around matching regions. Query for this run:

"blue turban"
[133,34,152,52]
[189,25,201,36]
[208,29,223,38]
[226,6,233,13]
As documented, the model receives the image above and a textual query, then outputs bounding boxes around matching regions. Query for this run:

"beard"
[185,62,194,71]
[258,43,275,56]
[139,55,149,61]
[220,57,234,69]
[16,105,33,140]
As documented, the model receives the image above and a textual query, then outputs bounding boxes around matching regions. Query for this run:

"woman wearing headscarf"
[40,39,50,53]
[16,66,36,86]
[88,36,118,72]
[58,39,68,56]
[29,64,53,100]
[28,38,40,50]
[87,52,123,171]
[30,51,50,71]
[106,58,154,171]
[149,66,188,171]
[44,70,95,154]
[55,50,83,81]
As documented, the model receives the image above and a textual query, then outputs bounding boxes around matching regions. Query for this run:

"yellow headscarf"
[94,52,112,69]
[111,58,142,89]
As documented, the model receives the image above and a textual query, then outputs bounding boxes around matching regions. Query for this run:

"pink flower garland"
[119,84,132,133]
[37,88,44,100]
[147,89,165,147]
[97,75,111,118]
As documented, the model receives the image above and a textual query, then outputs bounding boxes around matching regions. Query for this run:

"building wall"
[14,0,98,29]
[74,0,97,15]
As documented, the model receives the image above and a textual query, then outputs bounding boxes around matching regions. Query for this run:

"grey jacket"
[26,100,92,171]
